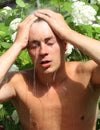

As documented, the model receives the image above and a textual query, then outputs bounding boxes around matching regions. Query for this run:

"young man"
[0,9,100,130]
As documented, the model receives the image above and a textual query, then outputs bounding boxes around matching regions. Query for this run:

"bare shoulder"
[8,68,34,85]
[77,60,100,86]
[65,60,97,85]
[66,60,97,74]
[66,60,88,75]
[0,71,22,103]
[66,60,100,89]
[0,68,34,103]
[0,68,34,92]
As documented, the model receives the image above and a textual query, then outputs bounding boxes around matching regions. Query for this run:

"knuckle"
[18,23,24,29]
[18,23,22,28]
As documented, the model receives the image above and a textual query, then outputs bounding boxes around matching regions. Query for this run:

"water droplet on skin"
[63,86,67,91]
[33,50,37,96]
[53,71,57,81]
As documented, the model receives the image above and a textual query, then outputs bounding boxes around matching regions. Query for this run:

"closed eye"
[47,42,54,46]
[28,41,40,49]
[45,37,56,46]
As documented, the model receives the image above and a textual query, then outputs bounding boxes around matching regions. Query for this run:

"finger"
[35,9,55,17]
[35,9,54,14]
[34,11,50,22]
[26,15,38,25]
[22,14,38,25]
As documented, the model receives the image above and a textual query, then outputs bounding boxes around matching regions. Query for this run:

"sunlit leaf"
[16,0,26,7]
[1,42,11,49]
[0,31,6,37]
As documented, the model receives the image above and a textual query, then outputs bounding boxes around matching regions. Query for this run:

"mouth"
[40,60,51,68]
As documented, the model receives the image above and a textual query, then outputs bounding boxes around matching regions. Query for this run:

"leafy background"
[0,0,100,129]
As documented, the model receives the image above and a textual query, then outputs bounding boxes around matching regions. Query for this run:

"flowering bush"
[11,32,17,42]
[71,1,97,25]
[1,6,12,16]
[9,18,22,32]
[91,0,100,4]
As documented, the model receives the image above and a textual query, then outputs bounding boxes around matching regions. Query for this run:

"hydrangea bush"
[71,1,97,25]
[0,0,100,129]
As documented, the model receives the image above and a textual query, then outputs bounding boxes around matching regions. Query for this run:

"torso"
[11,61,100,130]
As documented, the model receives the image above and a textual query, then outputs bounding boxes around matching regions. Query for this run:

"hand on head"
[14,9,70,50]
[34,9,70,40]
[14,14,38,49]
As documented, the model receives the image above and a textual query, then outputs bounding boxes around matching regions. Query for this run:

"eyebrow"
[45,36,55,42]
[29,36,55,44]
[29,40,39,44]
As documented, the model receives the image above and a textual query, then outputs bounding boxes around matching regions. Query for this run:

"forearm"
[0,42,22,83]
[34,9,100,64]
[0,14,37,84]
[65,29,100,64]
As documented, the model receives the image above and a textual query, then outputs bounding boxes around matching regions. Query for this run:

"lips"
[40,60,51,68]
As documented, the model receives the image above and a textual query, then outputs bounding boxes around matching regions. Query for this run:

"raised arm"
[35,9,100,88]
[35,9,100,65]
[0,14,37,102]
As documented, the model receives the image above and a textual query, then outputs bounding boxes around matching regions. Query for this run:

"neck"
[36,63,67,87]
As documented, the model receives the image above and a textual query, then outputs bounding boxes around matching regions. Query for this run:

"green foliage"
[16,0,26,7]
[66,48,89,61]
[0,102,22,130]
[16,49,33,70]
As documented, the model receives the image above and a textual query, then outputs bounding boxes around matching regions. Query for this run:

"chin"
[43,67,58,75]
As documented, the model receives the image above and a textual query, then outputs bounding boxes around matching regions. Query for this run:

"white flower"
[3,6,12,10]
[9,18,22,32]
[11,31,17,42]
[1,6,12,16]
[65,43,74,55]
[11,110,19,124]
[68,0,78,2]
[97,16,100,21]
[9,64,19,72]
[92,23,100,27]
[71,1,97,25]
[90,0,100,4]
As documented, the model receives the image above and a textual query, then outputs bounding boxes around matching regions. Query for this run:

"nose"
[39,43,48,56]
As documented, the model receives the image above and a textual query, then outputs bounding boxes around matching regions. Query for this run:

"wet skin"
[5,21,100,130]
[12,63,98,130]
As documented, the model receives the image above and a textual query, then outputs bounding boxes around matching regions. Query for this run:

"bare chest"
[14,83,98,130]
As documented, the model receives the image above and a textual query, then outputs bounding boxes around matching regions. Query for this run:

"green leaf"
[0,23,9,32]
[5,16,16,26]
[0,104,3,109]
[1,42,11,49]
[11,110,19,124]
[62,1,73,13]
[94,27,100,33]
[0,31,6,37]
[16,0,26,7]
[51,0,59,5]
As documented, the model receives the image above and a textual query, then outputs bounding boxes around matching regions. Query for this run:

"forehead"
[29,21,55,40]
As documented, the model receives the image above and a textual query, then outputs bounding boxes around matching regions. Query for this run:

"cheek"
[52,46,61,62]
[54,45,62,56]
[28,49,39,62]
[53,44,65,64]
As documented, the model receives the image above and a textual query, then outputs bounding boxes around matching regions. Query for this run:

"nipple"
[80,115,85,120]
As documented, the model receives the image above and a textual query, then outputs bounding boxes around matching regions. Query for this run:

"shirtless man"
[0,9,100,130]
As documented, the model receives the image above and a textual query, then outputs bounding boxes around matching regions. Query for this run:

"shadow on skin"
[21,68,99,130]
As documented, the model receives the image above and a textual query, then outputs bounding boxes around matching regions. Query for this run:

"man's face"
[28,21,65,74]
